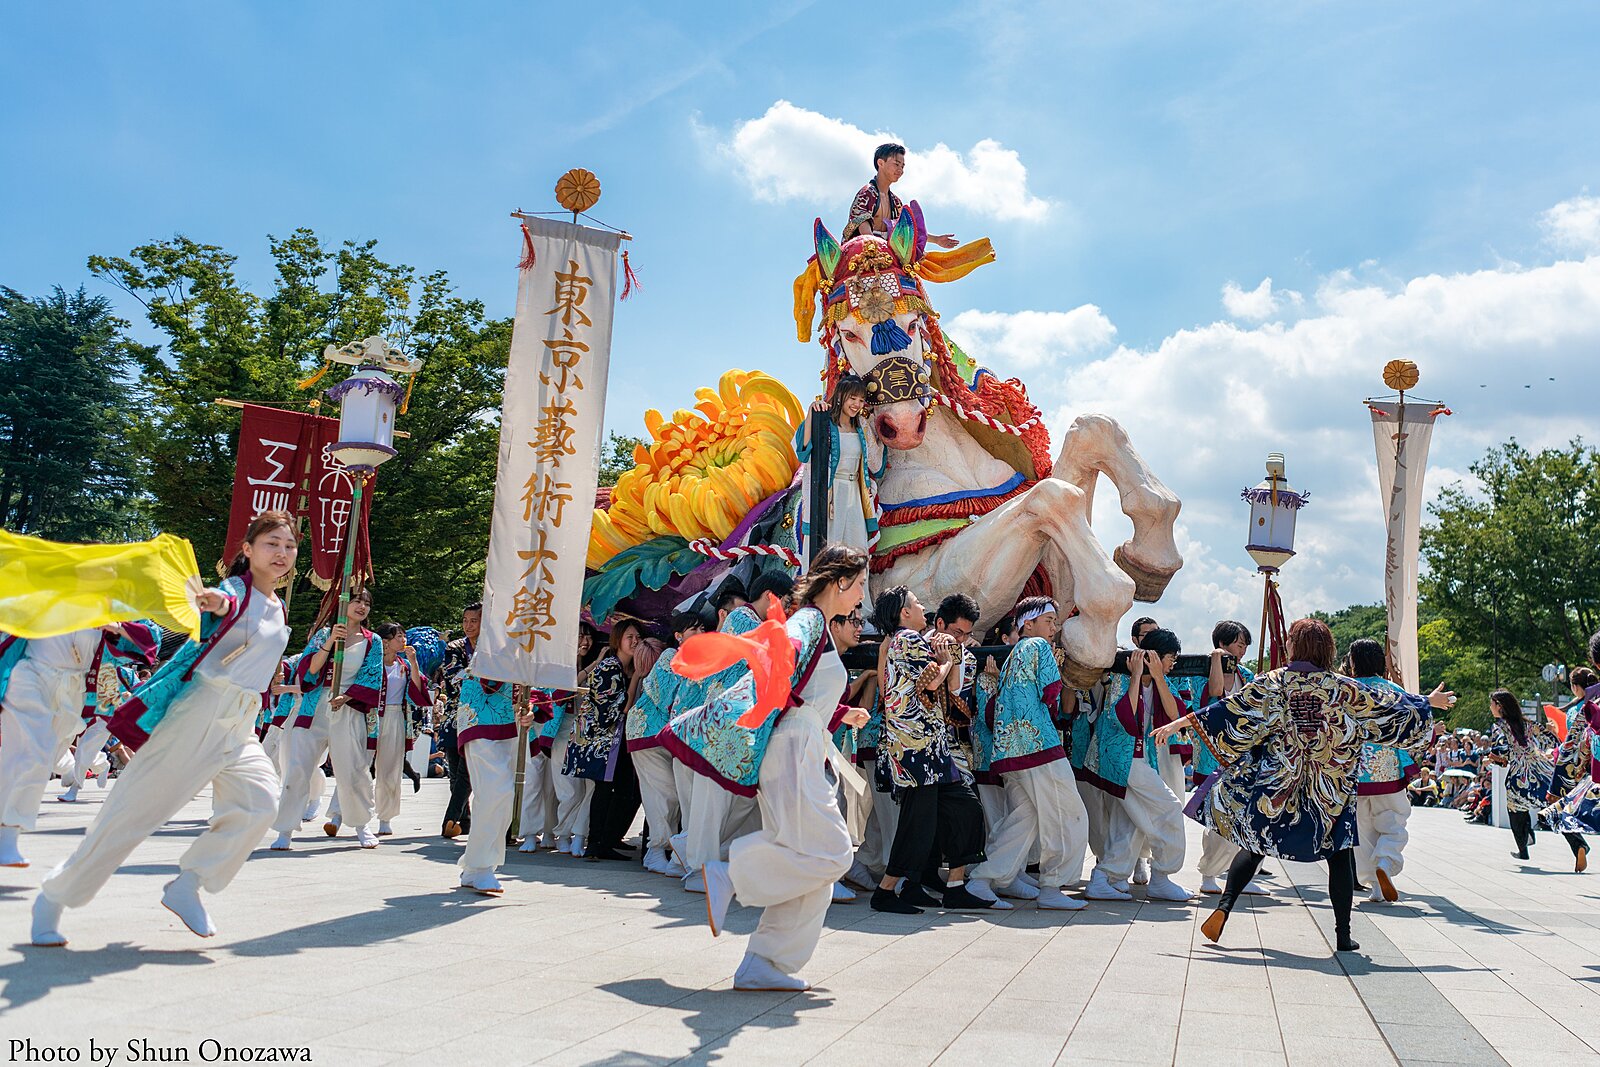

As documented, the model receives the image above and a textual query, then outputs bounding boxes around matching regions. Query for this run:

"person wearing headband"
[964,597,1090,911]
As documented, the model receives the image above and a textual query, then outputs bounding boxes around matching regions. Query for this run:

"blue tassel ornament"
[871,319,912,355]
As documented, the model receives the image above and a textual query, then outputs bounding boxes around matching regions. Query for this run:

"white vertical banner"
[474,217,625,688]
[1368,400,1445,693]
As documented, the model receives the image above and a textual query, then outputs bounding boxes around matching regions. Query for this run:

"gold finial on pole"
[555,168,602,218]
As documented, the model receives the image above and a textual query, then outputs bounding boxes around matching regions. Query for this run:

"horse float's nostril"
[916,412,927,435]
[876,416,897,440]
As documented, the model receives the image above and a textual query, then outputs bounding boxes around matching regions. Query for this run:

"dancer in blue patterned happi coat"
[1154,618,1451,954]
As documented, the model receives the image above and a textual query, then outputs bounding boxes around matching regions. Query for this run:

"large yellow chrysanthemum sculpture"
[587,370,805,570]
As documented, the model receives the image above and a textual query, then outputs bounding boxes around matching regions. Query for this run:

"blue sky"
[5,1,1600,658]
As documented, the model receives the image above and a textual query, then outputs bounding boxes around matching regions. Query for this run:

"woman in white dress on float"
[794,374,886,595]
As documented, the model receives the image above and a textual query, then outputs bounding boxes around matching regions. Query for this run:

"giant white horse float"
[584,203,1181,685]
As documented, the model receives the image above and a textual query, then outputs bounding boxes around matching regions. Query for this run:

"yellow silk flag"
[0,530,203,640]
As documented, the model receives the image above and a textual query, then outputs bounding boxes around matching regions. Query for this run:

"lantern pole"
[319,335,423,701]
[327,472,367,699]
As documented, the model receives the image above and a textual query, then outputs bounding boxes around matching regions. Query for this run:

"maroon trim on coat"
[461,722,518,746]
[655,732,758,798]
[626,735,664,752]
[1075,764,1128,799]
[1357,760,1421,796]
[991,745,1065,776]
[292,714,315,729]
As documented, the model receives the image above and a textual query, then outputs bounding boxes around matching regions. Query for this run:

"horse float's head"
[805,207,937,449]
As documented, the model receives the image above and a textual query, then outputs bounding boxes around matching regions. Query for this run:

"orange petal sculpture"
[670,601,797,728]
[587,369,805,569]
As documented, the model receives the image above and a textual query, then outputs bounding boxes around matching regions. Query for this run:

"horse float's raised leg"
[880,478,1132,688]
[1052,413,1182,602]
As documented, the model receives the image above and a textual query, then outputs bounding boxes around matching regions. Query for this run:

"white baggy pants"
[1078,778,1109,866]
[673,773,756,870]
[550,721,592,840]
[41,675,279,908]
[463,737,516,875]
[632,747,680,852]
[728,706,852,975]
[976,781,1010,838]
[374,706,406,822]
[1197,829,1239,879]
[519,749,557,842]
[329,704,376,833]
[0,660,89,830]
[1099,758,1186,881]
[271,713,333,835]
[68,718,113,790]
[970,759,1089,889]
[1355,792,1411,882]
[856,783,899,876]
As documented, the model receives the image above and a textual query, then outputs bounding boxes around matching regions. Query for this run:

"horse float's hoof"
[1061,657,1108,689]
[1114,544,1178,602]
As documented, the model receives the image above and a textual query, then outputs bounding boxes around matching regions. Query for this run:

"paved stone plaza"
[0,780,1595,1066]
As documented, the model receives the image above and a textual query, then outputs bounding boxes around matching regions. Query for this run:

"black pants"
[886,779,987,880]
[1513,809,1586,857]
[587,744,642,852]
[442,732,472,833]
[1219,848,1356,938]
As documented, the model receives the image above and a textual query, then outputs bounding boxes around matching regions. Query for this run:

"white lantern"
[326,366,402,471]
[1243,452,1307,573]
[320,336,420,472]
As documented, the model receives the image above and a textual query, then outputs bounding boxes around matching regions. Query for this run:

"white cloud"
[715,100,1050,222]
[944,307,1116,370]
[1540,193,1600,254]
[1221,276,1303,321]
[955,201,1600,650]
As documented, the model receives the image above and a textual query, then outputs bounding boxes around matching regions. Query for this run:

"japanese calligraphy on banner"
[1367,400,1446,692]
[474,217,624,688]
[219,404,372,589]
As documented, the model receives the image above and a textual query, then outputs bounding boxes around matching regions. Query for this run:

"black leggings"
[1218,848,1356,938]
[885,779,987,879]
[1513,810,1587,857]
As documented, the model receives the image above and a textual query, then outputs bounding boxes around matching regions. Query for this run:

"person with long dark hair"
[1489,688,1557,861]
[534,621,600,853]
[698,545,870,991]
[32,511,299,945]
[1547,651,1599,873]
[1154,618,1452,953]
[794,374,886,590]
[559,618,644,859]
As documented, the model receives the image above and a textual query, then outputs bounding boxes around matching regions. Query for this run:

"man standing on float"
[843,143,961,247]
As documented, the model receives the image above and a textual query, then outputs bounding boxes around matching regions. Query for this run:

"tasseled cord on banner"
[518,223,536,271]
[871,318,912,355]
[400,372,415,415]
[620,250,640,300]
[296,361,333,391]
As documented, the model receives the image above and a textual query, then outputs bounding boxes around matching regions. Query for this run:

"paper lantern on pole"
[322,336,421,472]
[319,335,423,695]
[1242,452,1307,574]
[1241,453,1308,672]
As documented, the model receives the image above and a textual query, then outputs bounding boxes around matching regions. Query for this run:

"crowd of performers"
[8,512,1600,994]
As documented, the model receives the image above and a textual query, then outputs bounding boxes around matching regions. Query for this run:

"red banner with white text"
[219,404,372,590]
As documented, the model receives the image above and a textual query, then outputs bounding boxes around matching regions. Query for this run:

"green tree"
[0,286,148,540]
[597,432,645,488]
[91,231,509,632]
[1310,603,1389,658]
[1421,439,1600,686]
